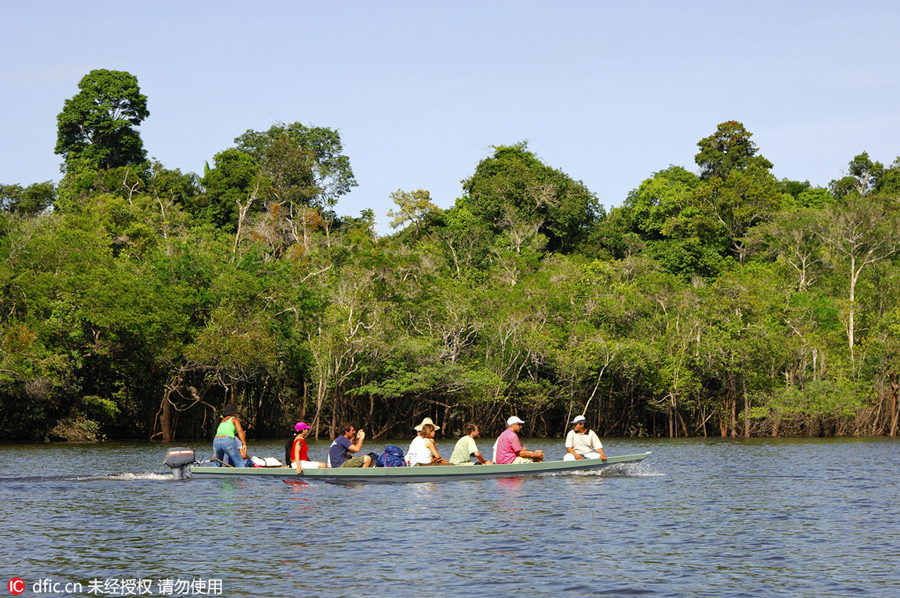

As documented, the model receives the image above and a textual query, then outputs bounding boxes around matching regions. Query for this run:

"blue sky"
[3,1,899,233]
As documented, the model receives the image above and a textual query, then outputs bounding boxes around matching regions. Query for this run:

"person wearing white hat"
[406,421,450,465]
[495,416,544,464]
[563,415,607,461]
[413,417,440,432]
[407,417,441,465]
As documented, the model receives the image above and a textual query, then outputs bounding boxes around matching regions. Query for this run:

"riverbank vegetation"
[3,70,900,442]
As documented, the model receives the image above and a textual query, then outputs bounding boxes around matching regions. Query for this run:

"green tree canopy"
[0,182,56,216]
[459,142,602,252]
[622,166,700,240]
[387,189,439,236]
[877,157,900,196]
[829,152,886,199]
[691,161,784,259]
[55,69,150,173]
[616,166,730,280]
[695,121,772,181]
[197,149,262,232]
[235,123,357,211]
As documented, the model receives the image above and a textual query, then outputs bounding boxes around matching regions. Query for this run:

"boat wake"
[76,472,172,482]
[543,462,661,478]
[604,462,661,477]
[0,472,172,484]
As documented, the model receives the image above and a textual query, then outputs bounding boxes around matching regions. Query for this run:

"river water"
[1,437,898,598]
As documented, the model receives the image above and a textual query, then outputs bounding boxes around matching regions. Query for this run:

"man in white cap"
[495,416,544,464]
[563,415,607,461]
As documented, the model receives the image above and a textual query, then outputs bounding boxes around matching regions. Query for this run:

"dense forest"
[2,69,900,443]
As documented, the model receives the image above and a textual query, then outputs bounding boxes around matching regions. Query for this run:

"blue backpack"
[376,445,406,467]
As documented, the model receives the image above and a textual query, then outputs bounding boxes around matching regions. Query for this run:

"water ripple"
[1,438,899,597]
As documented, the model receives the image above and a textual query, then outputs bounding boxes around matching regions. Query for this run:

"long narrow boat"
[186,451,650,483]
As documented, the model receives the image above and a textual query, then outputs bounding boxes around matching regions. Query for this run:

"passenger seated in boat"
[328,423,372,468]
[450,423,493,465]
[407,421,450,465]
[495,416,544,464]
[285,422,327,472]
[563,415,607,461]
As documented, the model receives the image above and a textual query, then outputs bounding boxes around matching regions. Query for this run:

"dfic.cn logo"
[8,578,25,595]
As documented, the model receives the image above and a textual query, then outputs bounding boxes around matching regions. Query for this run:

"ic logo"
[7,578,25,595]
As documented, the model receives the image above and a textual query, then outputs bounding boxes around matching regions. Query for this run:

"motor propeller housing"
[163,447,196,480]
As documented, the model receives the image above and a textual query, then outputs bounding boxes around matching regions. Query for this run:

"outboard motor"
[163,447,196,480]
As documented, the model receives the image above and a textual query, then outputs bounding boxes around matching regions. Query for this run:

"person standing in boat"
[495,416,544,464]
[563,415,607,461]
[285,421,327,472]
[328,423,373,468]
[450,423,493,465]
[214,404,249,467]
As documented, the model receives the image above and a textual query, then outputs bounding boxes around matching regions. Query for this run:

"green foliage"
[694,120,772,181]
[7,99,900,440]
[877,157,900,195]
[423,206,495,279]
[622,166,700,240]
[459,142,602,252]
[48,417,104,442]
[754,379,863,420]
[647,238,731,281]
[55,69,149,173]
[235,122,357,210]
[690,162,784,258]
[777,179,834,209]
[196,149,262,231]
[148,161,201,208]
[618,166,734,280]
[829,152,900,201]
[829,152,883,198]
[54,165,150,214]
[387,189,439,234]
[0,182,56,215]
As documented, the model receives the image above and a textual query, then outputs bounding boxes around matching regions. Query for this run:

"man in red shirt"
[495,416,544,464]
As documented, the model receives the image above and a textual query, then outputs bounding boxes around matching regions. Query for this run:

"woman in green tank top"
[213,404,249,467]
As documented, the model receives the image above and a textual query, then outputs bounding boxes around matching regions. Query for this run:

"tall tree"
[460,142,602,252]
[876,157,900,196]
[235,123,357,212]
[829,152,884,199]
[618,166,729,280]
[821,196,900,371]
[387,189,439,236]
[749,208,824,292]
[235,123,357,247]
[691,162,784,261]
[55,69,150,173]
[695,121,772,181]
